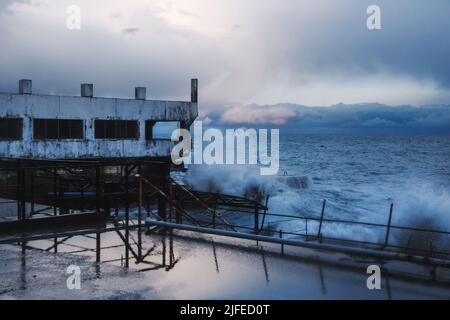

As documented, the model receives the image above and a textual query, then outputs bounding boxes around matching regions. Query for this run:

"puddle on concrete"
[1,228,450,300]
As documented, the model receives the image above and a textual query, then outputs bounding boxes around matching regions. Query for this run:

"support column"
[125,164,130,268]
[254,204,259,233]
[96,232,101,263]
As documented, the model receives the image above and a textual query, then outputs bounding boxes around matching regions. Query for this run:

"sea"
[3,132,450,299]
[178,132,450,247]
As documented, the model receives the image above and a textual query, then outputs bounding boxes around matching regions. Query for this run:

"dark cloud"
[0,1,222,101]
[0,1,449,111]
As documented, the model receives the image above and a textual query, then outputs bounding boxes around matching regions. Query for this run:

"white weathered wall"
[0,93,198,159]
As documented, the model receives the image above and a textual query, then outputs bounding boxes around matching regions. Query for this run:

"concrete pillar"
[191,78,198,103]
[81,83,93,97]
[19,79,32,95]
[135,87,146,100]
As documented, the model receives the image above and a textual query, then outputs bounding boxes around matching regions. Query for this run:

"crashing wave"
[182,164,310,203]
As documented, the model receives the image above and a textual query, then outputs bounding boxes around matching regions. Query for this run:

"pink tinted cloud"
[220,105,296,125]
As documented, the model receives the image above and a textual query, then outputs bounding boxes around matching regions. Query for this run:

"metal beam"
[146,219,450,268]
[0,224,140,245]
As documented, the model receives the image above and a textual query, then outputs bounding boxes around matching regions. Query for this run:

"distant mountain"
[204,103,450,132]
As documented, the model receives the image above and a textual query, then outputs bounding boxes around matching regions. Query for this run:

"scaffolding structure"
[0,157,449,286]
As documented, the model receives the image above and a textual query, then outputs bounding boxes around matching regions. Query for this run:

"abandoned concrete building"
[0,78,266,260]
[0,79,198,159]
[0,79,204,231]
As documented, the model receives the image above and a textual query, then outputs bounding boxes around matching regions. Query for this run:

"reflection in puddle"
[1,227,450,300]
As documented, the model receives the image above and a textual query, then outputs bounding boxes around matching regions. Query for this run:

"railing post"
[30,170,34,217]
[95,165,101,216]
[169,179,173,222]
[280,230,284,255]
[254,204,259,233]
[16,168,21,221]
[212,194,217,229]
[16,166,26,221]
[383,203,394,249]
[53,167,57,217]
[80,184,85,213]
[258,195,270,233]
[21,168,26,220]
[53,167,57,252]
[429,240,434,258]
[305,218,308,240]
[318,199,326,241]
[146,194,151,218]
[96,232,101,263]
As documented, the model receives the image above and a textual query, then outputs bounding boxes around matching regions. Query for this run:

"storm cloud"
[0,0,449,116]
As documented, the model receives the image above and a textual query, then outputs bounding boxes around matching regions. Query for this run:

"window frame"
[33,118,84,140]
[94,119,139,140]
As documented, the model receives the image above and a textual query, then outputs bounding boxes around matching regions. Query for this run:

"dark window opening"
[33,119,84,140]
[94,120,139,139]
[0,118,23,140]
[145,120,180,140]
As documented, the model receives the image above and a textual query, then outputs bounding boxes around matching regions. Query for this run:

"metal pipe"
[146,219,450,268]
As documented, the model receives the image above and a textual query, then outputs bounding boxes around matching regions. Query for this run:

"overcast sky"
[1,0,450,118]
